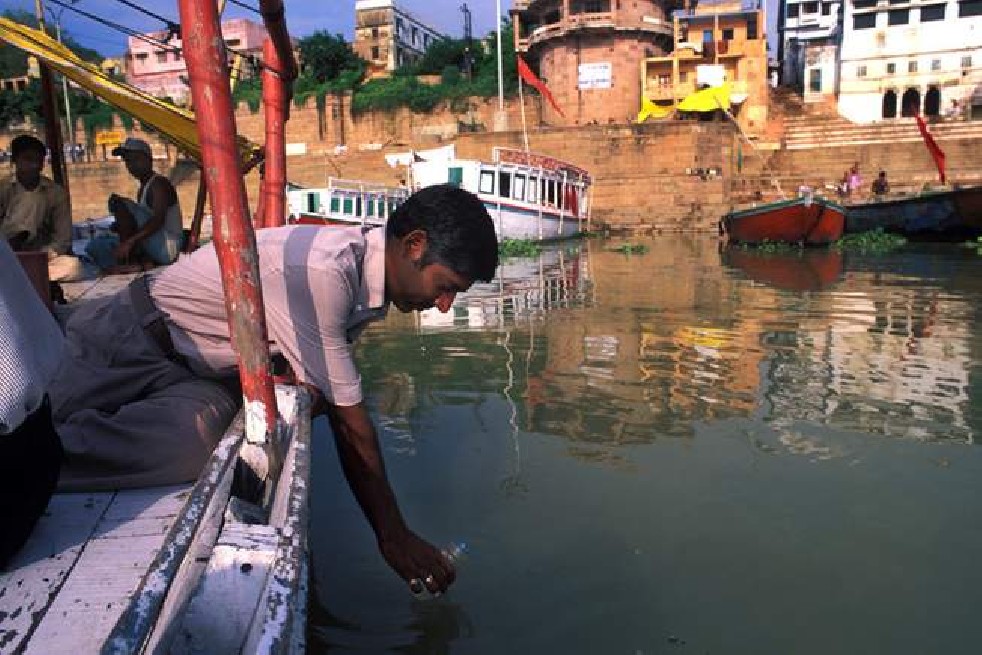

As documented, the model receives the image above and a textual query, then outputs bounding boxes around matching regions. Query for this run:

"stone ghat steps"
[783,117,982,149]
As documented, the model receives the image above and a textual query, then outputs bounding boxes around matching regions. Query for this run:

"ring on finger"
[410,578,424,593]
[424,574,435,585]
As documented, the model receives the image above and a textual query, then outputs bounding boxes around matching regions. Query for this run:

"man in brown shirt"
[0,134,82,281]
[49,184,499,596]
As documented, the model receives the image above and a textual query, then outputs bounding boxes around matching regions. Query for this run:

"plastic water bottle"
[410,542,467,598]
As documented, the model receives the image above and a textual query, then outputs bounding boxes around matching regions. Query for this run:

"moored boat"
[409,145,592,241]
[286,178,407,228]
[844,186,982,240]
[723,195,846,245]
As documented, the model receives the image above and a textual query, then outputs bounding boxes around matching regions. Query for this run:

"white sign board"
[285,142,307,156]
[578,63,612,90]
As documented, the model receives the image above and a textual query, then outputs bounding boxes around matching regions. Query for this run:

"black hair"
[387,184,499,282]
[10,135,46,159]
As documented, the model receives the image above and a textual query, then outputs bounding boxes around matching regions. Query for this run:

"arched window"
[901,88,921,117]
[882,89,898,118]
[924,86,941,116]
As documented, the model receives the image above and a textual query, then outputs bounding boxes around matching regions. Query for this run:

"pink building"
[125,18,268,104]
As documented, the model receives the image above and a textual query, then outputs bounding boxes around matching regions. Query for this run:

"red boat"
[723,196,846,245]
[722,247,844,292]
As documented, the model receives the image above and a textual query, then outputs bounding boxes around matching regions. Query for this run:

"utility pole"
[460,3,473,80]
[51,8,76,155]
[32,0,69,195]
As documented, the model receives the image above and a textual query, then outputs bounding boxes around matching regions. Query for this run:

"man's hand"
[107,193,124,215]
[379,526,456,595]
[113,236,137,262]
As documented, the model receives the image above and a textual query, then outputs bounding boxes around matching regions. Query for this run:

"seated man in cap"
[0,134,84,282]
[88,137,183,271]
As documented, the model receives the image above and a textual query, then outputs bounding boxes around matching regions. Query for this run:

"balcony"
[521,10,671,50]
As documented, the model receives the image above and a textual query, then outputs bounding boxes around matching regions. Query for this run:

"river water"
[307,236,982,654]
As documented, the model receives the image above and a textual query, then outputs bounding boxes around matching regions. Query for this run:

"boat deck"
[0,485,194,654]
[1,273,182,654]
[1,273,310,654]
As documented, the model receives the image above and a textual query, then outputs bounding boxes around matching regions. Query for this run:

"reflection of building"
[353,0,444,78]
[642,0,769,132]
[511,0,675,125]
[776,0,841,101]
[124,18,267,103]
[838,0,982,123]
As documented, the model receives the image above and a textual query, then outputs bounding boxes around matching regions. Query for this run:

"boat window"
[366,198,375,217]
[479,170,495,194]
[355,197,362,216]
[528,176,539,203]
[448,167,464,187]
[514,174,526,201]
[541,178,547,204]
[343,197,354,215]
[307,192,319,214]
[390,201,399,216]
[548,180,557,206]
[330,196,340,214]
[499,171,512,199]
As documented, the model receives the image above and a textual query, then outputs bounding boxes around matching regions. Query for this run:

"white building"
[838,0,982,123]
[353,0,445,76]
[778,0,843,102]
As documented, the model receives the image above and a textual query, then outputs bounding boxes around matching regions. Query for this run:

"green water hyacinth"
[833,229,907,254]
[498,239,542,258]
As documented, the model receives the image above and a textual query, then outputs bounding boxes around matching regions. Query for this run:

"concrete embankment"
[3,93,980,232]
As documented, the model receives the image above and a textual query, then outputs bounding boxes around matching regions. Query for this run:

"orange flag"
[915,115,946,184]
[517,55,565,117]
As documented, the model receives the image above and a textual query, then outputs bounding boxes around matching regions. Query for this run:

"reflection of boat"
[722,247,844,291]
[723,196,845,245]
[286,178,407,227]
[844,186,982,239]
[409,146,592,241]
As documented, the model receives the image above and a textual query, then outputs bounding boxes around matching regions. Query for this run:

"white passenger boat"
[286,178,407,228]
[409,146,592,241]
[287,146,593,242]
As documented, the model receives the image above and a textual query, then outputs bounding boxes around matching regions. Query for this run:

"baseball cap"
[111,137,152,157]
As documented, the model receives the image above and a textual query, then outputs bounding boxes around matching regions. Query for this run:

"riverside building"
[353,0,445,78]
[511,0,675,125]
[838,0,982,123]
[641,0,769,133]
[777,0,843,103]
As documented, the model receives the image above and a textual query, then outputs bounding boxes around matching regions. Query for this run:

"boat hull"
[482,200,583,241]
[845,186,982,239]
[723,197,845,245]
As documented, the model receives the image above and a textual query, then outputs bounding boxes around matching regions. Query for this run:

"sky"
[2,0,514,56]
[3,0,779,59]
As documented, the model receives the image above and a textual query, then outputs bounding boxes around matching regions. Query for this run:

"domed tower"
[511,0,678,125]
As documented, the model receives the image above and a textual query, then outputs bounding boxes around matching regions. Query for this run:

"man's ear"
[403,229,428,264]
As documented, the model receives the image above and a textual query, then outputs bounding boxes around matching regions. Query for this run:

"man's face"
[387,230,472,314]
[122,151,150,178]
[13,150,44,186]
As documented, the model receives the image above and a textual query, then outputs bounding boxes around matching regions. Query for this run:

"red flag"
[915,115,946,185]
[516,55,565,117]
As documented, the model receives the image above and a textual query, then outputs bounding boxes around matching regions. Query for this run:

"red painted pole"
[261,37,288,228]
[257,0,298,82]
[177,0,278,441]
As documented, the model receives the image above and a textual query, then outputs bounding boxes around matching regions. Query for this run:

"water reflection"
[311,236,982,654]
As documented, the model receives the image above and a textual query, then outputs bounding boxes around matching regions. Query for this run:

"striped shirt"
[0,239,66,434]
[151,225,388,406]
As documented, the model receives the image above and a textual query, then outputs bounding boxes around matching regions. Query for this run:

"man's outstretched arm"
[323,400,456,595]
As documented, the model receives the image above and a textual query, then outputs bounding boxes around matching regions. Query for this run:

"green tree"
[297,31,366,86]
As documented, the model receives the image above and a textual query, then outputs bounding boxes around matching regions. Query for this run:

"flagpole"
[496,0,504,113]
[518,77,530,153]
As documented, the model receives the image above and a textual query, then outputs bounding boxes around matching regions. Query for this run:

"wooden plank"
[0,493,112,654]
[14,486,190,655]
[102,414,245,655]
[243,389,311,655]
[171,524,280,655]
